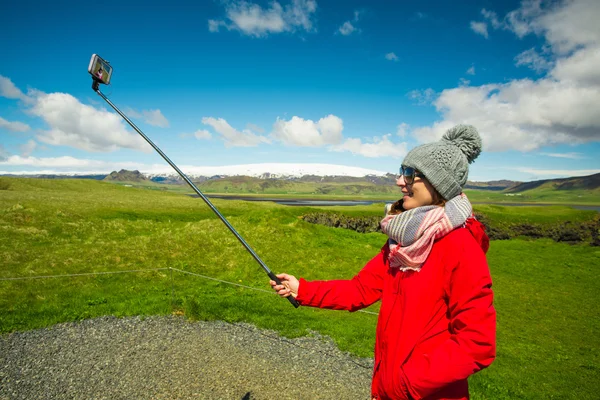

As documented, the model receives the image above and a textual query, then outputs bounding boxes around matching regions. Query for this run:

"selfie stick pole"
[92,80,299,308]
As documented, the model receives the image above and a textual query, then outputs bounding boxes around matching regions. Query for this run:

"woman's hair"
[431,188,446,207]
[387,199,404,215]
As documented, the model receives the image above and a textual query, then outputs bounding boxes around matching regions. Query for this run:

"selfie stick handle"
[93,82,299,308]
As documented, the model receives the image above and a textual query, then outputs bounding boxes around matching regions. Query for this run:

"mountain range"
[100,168,521,190]
[3,164,599,192]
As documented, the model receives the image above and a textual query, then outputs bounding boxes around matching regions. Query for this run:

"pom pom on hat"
[442,124,482,164]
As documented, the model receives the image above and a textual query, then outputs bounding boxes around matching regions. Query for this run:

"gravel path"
[0,316,373,399]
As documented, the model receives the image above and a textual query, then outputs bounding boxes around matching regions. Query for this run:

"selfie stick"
[92,80,299,308]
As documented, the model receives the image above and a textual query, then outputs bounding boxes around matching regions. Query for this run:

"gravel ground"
[0,316,373,400]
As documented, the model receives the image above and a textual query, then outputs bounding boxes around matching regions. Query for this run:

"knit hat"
[402,124,482,200]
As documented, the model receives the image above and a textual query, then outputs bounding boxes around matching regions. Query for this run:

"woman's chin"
[402,196,415,209]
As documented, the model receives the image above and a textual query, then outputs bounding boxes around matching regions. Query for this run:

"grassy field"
[1,177,599,399]
[465,187,600,205]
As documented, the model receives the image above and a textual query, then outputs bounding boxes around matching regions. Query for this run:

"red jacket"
[296,219,496,400]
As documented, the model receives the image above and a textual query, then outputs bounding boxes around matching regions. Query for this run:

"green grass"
[464,188,600,205]
[470,239,600,399]
[472,203,596,224]
[1,177,599,399]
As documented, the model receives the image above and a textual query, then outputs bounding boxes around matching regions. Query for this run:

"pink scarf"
[380,194,472,271]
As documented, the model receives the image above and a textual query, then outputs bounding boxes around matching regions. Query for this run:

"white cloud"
[0,155,160,175]
[338,8,363,35]
[515,48,553,73]
[125,107,169,127]
[246,123,265,133]
[385,52,399,62]
[521,0,599,54]
[338,21,356,35]
[481,9,502,29]
[202,117,269,147]
[416,0,600,152]
[503,2,540,38]
[0,116,30,132]
[229,2,286,35]
[208,19,226,32]
[124,107,142,118]
[481,0,600,54]
[209,0,317,37]
[142,109,169,128]
[194,129,212,140]
[29,92,151,152]
[271,114,343,146]
[466,66,475,75]
[331,134,407,158]
[396,123,410,138]
[473,2,542,39]
[470,21,488,38]
[0,75,30,102]
[20,140,37,157]
[539,152,585,159]
[413,79,600,151]
[283,0,317,31]
[551,46,600,85]
[0,155,118,168]
[408,88,436,105]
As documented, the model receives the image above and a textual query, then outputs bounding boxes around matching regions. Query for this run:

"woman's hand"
[269,273,299,298]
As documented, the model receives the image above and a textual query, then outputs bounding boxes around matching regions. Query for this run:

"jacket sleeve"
[400,239,497,399]
[296,246,388,311]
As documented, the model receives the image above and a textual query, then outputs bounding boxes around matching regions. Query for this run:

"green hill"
[507,173,600,192]
[189,175,400,197]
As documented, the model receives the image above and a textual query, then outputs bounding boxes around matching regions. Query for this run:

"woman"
[271,125,496,400]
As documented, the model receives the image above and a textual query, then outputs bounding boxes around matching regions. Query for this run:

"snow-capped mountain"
[143,163,390,179]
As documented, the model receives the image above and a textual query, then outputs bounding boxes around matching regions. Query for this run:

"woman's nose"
[396,175,406,187]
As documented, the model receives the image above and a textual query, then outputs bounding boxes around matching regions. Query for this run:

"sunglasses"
[398,166,425,185]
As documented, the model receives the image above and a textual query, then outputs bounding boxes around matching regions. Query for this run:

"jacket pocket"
[391,364,411,400]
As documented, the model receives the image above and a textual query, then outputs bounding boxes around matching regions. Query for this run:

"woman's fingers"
[269,279,291,297]
[276,273,291,281]
[269,280,285,290]
[270,273,298,298]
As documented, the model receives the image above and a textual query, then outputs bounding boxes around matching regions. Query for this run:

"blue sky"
[1,0,599,182]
